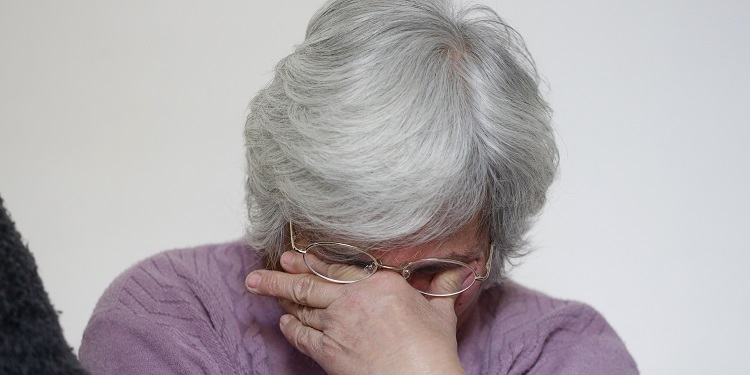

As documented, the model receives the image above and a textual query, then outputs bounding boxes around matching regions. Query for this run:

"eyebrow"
[439,246,485,263]
[414,239,486,263]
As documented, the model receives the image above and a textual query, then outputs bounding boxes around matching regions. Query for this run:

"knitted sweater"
[79,241,638,374]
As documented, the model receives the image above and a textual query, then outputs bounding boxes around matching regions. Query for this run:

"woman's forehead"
[297,214,487,248]
[370,231,487,264]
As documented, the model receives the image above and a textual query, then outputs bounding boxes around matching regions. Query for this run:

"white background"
[1,1,748,373]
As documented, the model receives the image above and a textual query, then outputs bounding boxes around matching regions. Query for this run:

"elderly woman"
[80,0,637,374]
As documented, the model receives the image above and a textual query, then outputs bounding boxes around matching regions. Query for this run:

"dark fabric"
[0,195,88,375]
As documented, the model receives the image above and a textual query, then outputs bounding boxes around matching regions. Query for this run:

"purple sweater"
[79,241,638,374]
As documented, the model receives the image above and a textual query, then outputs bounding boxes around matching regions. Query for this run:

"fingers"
[424,270,464,314]
[245,269,336,308]
[278,314,324,359]
[427,266,474,296]
[278,299,327,330]
[279,250,311,274]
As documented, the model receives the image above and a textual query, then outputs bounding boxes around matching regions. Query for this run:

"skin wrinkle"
[287,214,489,329]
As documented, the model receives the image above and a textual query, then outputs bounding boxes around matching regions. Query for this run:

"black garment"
[0,196,88,374]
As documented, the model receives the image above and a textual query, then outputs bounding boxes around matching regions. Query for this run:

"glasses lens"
[404,259,476,296]
[304,243,377,283]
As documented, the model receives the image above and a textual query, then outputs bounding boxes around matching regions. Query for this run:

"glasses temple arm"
[475,244,494,281]
[289,221,305,253]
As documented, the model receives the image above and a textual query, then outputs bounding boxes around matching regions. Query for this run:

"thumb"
[427,265,474,296]
[425,267,471,310]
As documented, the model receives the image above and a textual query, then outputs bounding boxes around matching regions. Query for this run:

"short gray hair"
[245,0,558,283]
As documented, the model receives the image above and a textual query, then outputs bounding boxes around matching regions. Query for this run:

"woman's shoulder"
[481,280,590,327]
[473,281,639,374]
[79,240,269,374]
[89,240,262,316]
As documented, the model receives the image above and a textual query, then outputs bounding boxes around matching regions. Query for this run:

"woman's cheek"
[454,283,482,322]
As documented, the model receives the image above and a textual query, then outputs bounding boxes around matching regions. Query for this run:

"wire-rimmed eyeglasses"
[289,222,493,297]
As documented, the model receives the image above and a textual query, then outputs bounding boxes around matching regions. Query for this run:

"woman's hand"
[245,251,467,375]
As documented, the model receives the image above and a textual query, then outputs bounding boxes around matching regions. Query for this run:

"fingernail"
[280,314,291,327]
[281,251,293,266]
[246,272,261,290]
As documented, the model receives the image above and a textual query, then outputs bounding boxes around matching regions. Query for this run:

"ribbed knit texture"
[79,241,638,374]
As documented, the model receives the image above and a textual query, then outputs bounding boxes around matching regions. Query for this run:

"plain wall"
[1,1,749,373]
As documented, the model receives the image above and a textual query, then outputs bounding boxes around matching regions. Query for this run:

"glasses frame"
[288,221,493,297]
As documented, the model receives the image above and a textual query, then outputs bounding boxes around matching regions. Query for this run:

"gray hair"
[244,0,558,283]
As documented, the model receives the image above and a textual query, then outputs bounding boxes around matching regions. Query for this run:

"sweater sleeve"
[79,248,252,375]
[80,308,227,374]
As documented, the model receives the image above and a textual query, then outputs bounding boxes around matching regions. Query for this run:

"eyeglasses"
[289,222,492,297]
